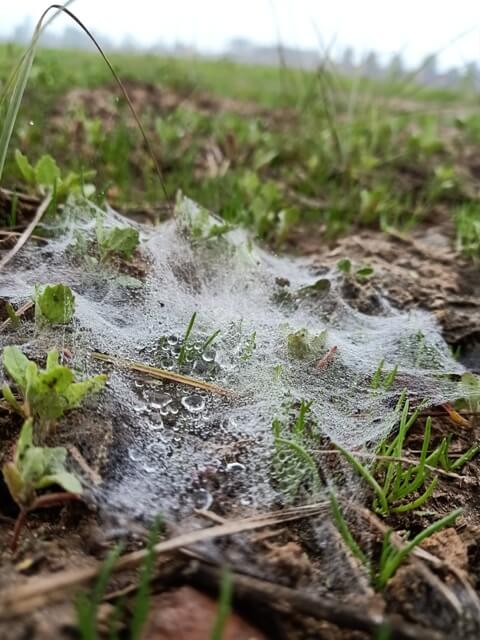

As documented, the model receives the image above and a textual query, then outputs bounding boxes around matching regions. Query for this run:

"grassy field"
[1,43,479,252]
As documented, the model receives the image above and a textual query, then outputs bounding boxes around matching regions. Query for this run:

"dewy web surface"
[0,195,470,521]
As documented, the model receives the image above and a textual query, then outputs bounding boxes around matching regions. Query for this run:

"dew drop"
[226,462,246,474]
[128,448,142,462]
[181,394,205,414]
[133,404,150,415]
[192,488,213,510]
[202,348,216,363]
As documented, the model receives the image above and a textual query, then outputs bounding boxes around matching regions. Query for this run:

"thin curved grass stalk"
[91,351,232,396]
[0,4,167,198]
[329,491,371,572]
[335,443,389,514]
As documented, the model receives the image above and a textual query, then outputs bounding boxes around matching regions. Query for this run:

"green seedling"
[34,283,75,325]
[456,372,480,427]
[15,150,95,200]
[336,259,375,282]
[355,264,375,281]
[176,192,230,241]
[455,204,480,261]
[329,490,371,572]
[287,328,326,360]
[177,312,197,366]
[330,492,462,589]
[296,278,331,299]
[426,434,479,472]
[2,346,106,437]
[337,394,439,515]
[240,330,256,361]
[336,258,352,274]
[210,569,234,640]
[3,418,82,550]
[375,508,462,588]
[96,218,140,262]
[5,302,20,328]
[371,359,398,391]
[272,400,322,500]
[76,516,162,640]
[76,544,124,640]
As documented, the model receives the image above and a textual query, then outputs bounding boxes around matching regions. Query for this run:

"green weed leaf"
[14,149,35,183]
[34,154,61,186]
[3,345,29,387]
[35,283,75,325]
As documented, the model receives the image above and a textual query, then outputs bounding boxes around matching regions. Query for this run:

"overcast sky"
[1,1,479,69]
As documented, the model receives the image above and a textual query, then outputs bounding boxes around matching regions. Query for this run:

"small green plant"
[210,569,234,640]
[375,508,462,588]
[76,544,124,640]
[456,372,480,426]
[272,400,322,500]
[96,218,140,262]
[370,359,398,391]
[76,516,162,640]
[2,346,106,437]
[240,330,256,361]
[5,302,20,328]
[337,395,429,514]
[178,312,197,366]
[337,392,478,515]
[330,491,462,589]
[336,258,375,282]
[34,283,75,325]
[426,435,479,472]
[287,328,326,360]
[3,418,82,550]
[455,203,480,260]
[329,491,371,571]
[176,192,230,241]
[15,150,95,199]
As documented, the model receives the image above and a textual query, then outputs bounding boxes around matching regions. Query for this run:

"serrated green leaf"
[34,154,61,186]
[3,345,29,387]
[14,149,35,183]
[3,349,107,434]
[63,374,107,409]
[35,284,75,325]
